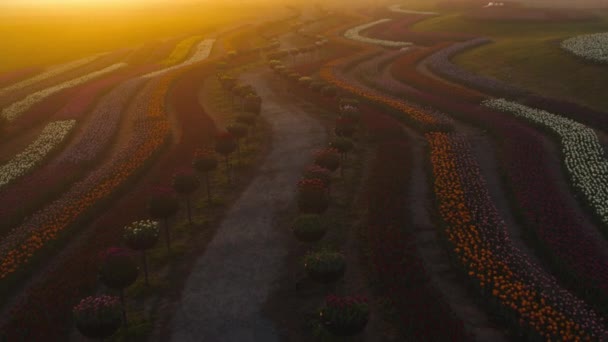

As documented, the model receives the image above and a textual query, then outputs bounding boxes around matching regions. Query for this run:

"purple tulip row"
[425,38,608,132]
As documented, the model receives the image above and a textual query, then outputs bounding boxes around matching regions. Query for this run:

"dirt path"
[169,69,325,341]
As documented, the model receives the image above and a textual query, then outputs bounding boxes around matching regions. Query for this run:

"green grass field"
[411,8,608,111]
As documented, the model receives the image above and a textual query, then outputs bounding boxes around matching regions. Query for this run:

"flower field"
[343,19,413,47]
[484,99,608,232]
[562,32,608,64]
[1,63,127,121]
[2,4,608,341]
[0,120,75,188]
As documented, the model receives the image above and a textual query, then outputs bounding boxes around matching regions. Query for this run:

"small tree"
[193,149,218,204]
[98,247,139,325]
[148,187,179,252]
[314,148,341,174]
[124,220,160,286]
[330,137,354,161]
[215,132,238,183]
[74,295,122,339]
[297,178,329,214]
[172,169,200,224]
[226,122,248,162]
[335,117,356,138]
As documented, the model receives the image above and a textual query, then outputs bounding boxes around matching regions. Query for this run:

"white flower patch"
[1,63,127,121]
[483,98,608,226]
[344,19,413,48]
[0,54,104,97]
[561,32,608,64]
[0,120,76,188]
[142,39,216,79]
[388,4,438,15]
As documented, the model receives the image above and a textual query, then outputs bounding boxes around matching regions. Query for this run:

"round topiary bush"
[304,249,346,283]
[330,137,354,158]
[292,214,326,242]
[98,247,139,290]
[320,295,369,337]
[314,148,341,173]
[297,178,329,214]
[236,112,257,126]
[303,164,332,189]
[73,295,122,339]
[124,220,160,251]
[335,117,356,137]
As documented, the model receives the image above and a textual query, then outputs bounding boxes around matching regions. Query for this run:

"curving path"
[169,69,325,341]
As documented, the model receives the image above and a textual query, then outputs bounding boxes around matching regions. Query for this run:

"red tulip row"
[0,59,218,341]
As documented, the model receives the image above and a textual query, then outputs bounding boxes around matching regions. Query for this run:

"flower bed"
[0,54,102,96]
[320,52,452,132]
[367,138,470,340]
[0,67,42,89]
[142,39,215,78]
[562,32,608,64]
[162,36,203,66]
[1,63,127,121]
[0,55,218,341]
[0,120,75,189]
[343,19,413,48]
[387,4,438,15]
[425,39,608,132]
[483,99,608,232]
[427,132,607,340]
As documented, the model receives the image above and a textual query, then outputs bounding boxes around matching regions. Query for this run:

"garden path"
[169,69,325,341]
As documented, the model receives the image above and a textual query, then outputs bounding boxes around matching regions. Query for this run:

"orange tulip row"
[427,132,607,340]
[0,74,176,281]
[319,51,452,132]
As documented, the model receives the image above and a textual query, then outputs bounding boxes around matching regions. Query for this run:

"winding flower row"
[142,39,215,79]
[0,54,103,96]
[0,120,76,189]
[561,32,608,64]
[387,4,438,15]
[483,98,608,230]
[320,53,451,131]
[162,35,203,66]
[428,132,607,340]
[0,75,172,280]
[343,19,413,48]
[1,63,127,121]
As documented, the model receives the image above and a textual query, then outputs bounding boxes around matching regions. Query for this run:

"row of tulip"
[483,98,608,231]
[427,132,608,340]
[320,52,452,132]
[142,39,215,79]
[0,74,172,281]
[367,137,470,339]
[387,4,438,15]
[0,67,42,89]
[0,120,76,189]
[0,54,104,96]
[0,77,146,236]
[561,32,608,64]
[0,54,219,341]
[162,35,203,66]
[343,19,413,48]
[1,63,128,121]
[364,42,608,309]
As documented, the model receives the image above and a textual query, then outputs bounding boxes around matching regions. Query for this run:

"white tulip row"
[1,63,127,121]
[0,120,76,188]
[483,98,608,226]
[0,54,104,97]
[142,39,216,79]
[561,32,608,64]
[344,19,413,48]
[388,4,438,15]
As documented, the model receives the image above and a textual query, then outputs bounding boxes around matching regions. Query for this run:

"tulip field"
[2,1,608,341]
